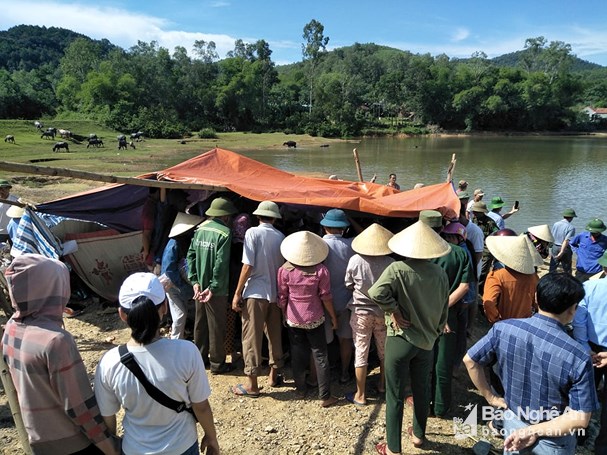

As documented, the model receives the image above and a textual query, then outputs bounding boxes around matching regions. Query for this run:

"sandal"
[375,442,388,455]
[230,384,260,398]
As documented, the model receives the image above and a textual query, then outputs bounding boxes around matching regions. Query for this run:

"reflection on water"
[240,136,607,234]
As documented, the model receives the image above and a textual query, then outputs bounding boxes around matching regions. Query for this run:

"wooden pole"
[352,148,364,182]
[0,161,227,192]
[446,153,457,183]
[0,347,33,454]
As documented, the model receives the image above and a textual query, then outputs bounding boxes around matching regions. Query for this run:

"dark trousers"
[288,324,332,400]
[385,335,433,453]
[549,245,572,274]
[194,295,228,370]
[432,303,466,416]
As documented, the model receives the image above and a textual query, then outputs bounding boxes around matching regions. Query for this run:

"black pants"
[288,324,331,400]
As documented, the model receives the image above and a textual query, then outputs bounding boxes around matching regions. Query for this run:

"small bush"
[199,128,218,139]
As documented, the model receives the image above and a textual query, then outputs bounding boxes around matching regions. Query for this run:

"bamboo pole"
[0,347,33,454]
[0,161,227,192]
[352,148,364,182]
[446,153,457,183]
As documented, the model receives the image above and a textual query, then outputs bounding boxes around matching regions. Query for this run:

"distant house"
[582,106,607,120]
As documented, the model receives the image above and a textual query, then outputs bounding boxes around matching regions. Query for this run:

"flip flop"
[230,384,260,398]
[375,442,388,455]
[345,392,366,406]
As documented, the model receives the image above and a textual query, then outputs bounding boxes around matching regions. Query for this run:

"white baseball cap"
[119,272,166,309]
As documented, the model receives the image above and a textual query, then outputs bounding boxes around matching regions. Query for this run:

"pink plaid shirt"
[277,262,332,326]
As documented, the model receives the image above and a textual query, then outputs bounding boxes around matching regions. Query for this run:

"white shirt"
[242,222,285,302]
[95,339,211,455]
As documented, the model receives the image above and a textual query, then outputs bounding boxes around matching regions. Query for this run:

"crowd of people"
[3,175,607,455]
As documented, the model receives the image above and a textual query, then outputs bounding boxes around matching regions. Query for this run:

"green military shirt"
[368,259,449,351]
[186,218,232,296]
[431,243,472,294]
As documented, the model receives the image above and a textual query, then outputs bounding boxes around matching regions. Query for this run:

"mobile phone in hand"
[514,200,519,209]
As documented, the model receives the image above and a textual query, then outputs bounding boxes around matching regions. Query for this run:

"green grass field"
[0,120,338,202]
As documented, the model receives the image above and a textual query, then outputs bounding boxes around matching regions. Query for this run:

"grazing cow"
[53,141,69,153]
[130,131,144,142]
[283,140,297,148]
[118,138,128,150]
[34,121,43,130]
[58,129,72,139]
[89,133,98,140]
[87,138,104,148]
[41,131,55,140]
[4,135,15,143]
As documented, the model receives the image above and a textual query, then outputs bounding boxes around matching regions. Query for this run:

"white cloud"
[209,1,230,7]
[0,1,240,58]
[451,27,470,42]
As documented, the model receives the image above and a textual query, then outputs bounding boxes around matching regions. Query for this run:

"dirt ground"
[0,265,600,455]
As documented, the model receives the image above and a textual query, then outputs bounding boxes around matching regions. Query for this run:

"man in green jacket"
[187,197,238,374]
[369,221,450,454]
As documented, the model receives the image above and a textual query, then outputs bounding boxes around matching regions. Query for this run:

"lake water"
[240,135,607,234]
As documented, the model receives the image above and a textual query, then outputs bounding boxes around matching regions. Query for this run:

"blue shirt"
[551,219,575,247]
[570,232,607,274]
[161,239,193,298]
[573,278,607,351]
[322,234,354,313]
[468,314,597,415]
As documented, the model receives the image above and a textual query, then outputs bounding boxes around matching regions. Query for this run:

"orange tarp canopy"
[151,148,460,219]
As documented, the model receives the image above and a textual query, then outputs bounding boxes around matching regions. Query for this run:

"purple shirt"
[277,262,332,326]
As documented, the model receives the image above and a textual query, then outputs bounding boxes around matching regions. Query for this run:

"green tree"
[302,19,329,114]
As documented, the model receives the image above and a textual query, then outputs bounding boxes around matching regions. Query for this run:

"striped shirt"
[468,313,598,416]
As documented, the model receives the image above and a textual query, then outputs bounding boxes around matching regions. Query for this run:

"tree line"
[1,23,606,137]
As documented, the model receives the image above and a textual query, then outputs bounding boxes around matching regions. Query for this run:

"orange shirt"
[482,267,539,323]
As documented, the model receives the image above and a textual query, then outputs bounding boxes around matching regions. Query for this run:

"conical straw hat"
[486,235,538,274]
[523,235,545,267]
[169,213,204,238]
[280,230,329,266]
[352,223,394,256]
[528,224,554,243]
[388,221,451,259]
[6,205,25,218]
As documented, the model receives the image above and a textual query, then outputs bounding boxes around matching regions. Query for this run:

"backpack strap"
[118,344,190,414]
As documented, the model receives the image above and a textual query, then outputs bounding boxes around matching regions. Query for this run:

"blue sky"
[3,1,607,66]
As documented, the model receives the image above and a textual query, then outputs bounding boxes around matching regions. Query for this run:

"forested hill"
[491,50,602,72]
[0,25,116,71]
[1,23,607,136]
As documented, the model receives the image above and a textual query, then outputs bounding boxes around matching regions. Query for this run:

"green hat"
[562,208,577,218]
[252,200,282,219]
[205,197,237,217]
[471,201,489,214]
[320,209,350,228]
[457,191,470,200]
[489,196,505,210]
[0,179,12,188]
[586,218,607,234]
[598,251,607,268]
[419,210,443,228]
